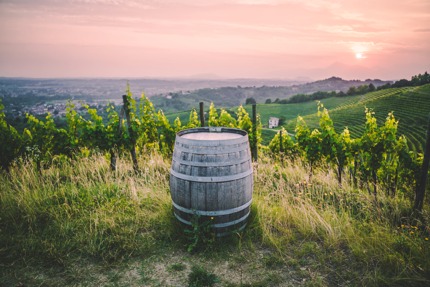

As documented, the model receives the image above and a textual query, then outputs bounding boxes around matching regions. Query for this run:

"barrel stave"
[170,127,253,236]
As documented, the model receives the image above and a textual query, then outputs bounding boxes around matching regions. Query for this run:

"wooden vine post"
[252,104,258,162]
[122,95,139,173]
[279,129,284,164]
[279,129,284,152]
[414,114,430,211]
[199,102,205,127]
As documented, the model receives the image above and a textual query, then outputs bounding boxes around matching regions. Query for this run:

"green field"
[165,85,430,152]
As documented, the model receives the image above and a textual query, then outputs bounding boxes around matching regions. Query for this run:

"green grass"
[1,152,429,286]
[188,265,219,287]
[165,109,196,126]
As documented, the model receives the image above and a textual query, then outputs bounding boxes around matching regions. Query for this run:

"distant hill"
[0,77,303,101]
[153,77,391,113]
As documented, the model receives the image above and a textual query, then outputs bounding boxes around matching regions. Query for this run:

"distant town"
[0,77,305,116]
[1,76,392,131]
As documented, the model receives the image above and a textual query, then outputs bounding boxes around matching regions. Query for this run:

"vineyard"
[247,84,430,151]
[294,85,430,153]
[1,86,427,198]
[1,83,430,286]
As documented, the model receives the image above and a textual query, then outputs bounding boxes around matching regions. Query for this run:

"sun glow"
[355,52,366,59]
[351,42,372,60]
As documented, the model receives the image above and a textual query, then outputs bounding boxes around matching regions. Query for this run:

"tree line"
[260,71,430,105]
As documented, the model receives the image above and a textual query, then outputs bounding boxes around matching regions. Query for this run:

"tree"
[278,116,286,126]
[392,79,409,88]
[411,72,430,86]
[245,97,256,105]
[265,99,272,104]
[347,86,357,96]
[336,91,347,97]
[357,84,369,94]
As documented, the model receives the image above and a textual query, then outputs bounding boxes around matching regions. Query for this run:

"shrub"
[188,265,219,287]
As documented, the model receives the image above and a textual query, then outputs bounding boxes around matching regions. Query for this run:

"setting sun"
[355,52,366,59]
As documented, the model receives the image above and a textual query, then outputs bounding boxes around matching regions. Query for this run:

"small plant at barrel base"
[185,213,215,252]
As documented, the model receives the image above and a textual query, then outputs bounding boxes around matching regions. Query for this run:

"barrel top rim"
[177,127,248,140]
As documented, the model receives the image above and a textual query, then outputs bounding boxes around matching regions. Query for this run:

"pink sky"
[0,0,429,80]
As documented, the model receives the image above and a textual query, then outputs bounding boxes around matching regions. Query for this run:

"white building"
[268,117,280,128]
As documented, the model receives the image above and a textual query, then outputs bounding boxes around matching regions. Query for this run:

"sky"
[0,0,429,80]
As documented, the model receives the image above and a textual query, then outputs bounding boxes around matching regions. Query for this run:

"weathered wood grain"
[170,127,253,236]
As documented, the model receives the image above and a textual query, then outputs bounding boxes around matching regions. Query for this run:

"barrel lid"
[182,132,242,140]
[177,127,247,141]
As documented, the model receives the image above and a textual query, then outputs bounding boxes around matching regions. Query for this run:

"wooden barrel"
[170,127,253,237]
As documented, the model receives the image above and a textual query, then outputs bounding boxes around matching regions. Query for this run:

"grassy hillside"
[153,77,390,114]
[165,85,430,150]
[245,84,430,152]
[1,153,429,286]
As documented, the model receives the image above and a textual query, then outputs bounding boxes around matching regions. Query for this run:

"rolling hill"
[154,77,390,114]
[250,84,430,152]
[166,84,430,152]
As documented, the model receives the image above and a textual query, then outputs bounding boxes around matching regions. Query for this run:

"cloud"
[1,0,429,78]
[317,25,366,36]
[414,28,430,32]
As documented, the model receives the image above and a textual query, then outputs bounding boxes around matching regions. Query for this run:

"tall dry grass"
[251,157,429,285]
[1,152,429,285]
[0,152,176,262]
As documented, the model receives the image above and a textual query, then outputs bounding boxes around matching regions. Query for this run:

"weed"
[184,213,215,253]
[262,253,284,268]
[188,265,219,287]
[169,262,186,272]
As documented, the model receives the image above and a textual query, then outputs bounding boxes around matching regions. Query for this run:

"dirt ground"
[1,245,323,287]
